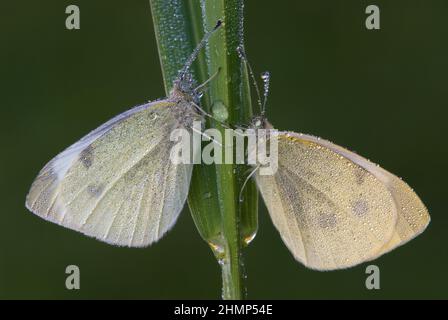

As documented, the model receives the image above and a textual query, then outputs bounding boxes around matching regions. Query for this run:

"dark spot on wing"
[80,146,93,168]
[352,199,369,216]
[354,169,367,185]
[318,212,337,228]
[87,184,103,197]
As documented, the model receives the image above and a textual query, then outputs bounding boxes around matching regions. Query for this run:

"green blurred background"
[1,0,447,299]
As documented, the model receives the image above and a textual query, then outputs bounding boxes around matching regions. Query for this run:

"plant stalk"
[150,0,256,299]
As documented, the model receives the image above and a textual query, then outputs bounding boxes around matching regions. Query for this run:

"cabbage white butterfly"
[240,49,430,270]
[26,21,222,247]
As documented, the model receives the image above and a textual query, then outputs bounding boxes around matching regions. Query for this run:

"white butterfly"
[26,21,223,247]
[241,58,430,270]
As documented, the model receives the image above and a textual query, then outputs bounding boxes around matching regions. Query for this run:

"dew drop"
[212,100,229,122]
[242,232,256,246]
[203,192,212,199]
[208,240,226,266]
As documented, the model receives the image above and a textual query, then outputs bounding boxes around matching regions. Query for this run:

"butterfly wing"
[255,132,429,270]
[26,101,199,247]
[300,134,430,255]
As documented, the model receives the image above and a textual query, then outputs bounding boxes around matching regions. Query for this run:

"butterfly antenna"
[179,20,222,81]
[261,71,270,116]
[236,46,264,115]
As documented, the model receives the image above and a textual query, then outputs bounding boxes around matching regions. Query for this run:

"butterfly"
[239,49,430,270]
[26,21,222,247]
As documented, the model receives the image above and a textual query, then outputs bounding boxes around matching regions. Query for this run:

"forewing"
[26,101,196,247]
[256,132,398,270]
[299,134,430,254]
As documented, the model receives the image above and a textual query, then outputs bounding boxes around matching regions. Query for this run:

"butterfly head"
[171,73,201,104]
[250,114,272,130]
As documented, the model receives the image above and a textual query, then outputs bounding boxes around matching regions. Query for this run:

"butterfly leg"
[239,165,260,202]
